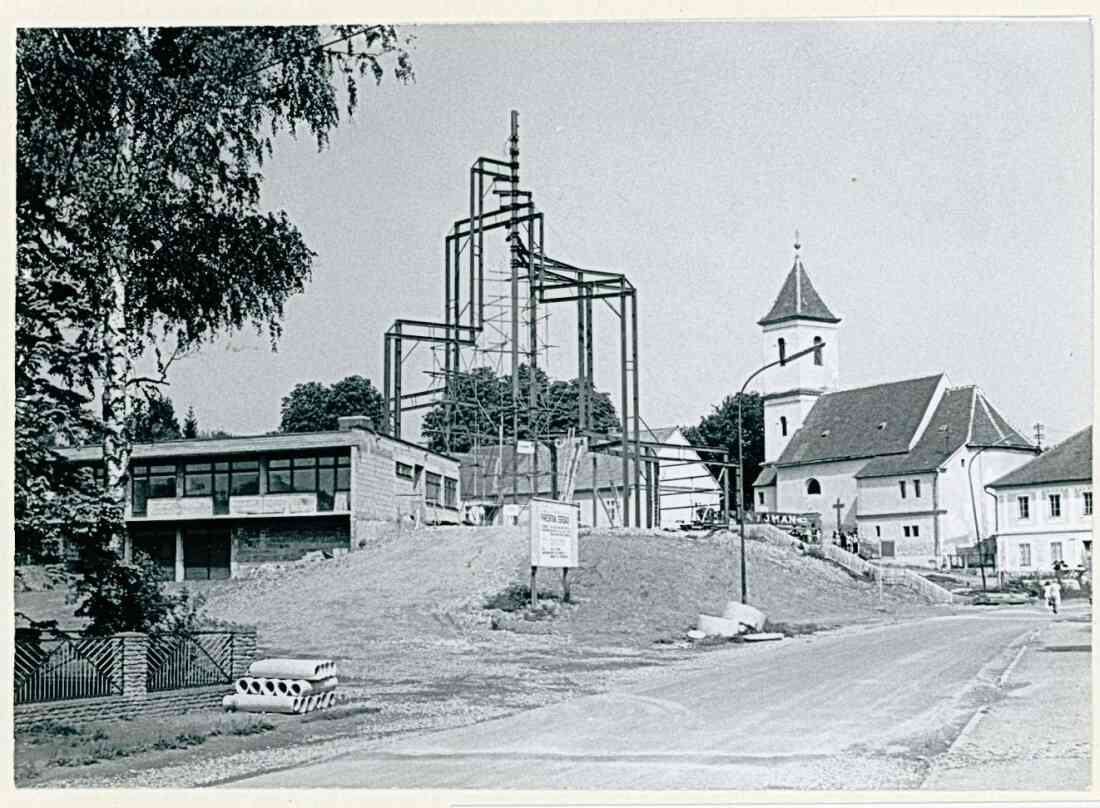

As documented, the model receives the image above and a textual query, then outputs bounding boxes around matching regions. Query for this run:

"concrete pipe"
[261,678,278,696]
[322,692,336,709]
[222,694,301,714]
[274,679,290,696]
[247,678,264,695]
[248,658,337,680]
[234,678,252,695]
[292,676,339,696]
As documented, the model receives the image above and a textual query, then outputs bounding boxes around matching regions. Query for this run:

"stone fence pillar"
[230,626,257,679]
[116,632,148,699]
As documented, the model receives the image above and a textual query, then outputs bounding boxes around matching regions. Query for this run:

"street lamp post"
[736,340,824,604]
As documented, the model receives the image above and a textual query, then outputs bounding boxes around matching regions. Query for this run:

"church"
[751,242,1039,567]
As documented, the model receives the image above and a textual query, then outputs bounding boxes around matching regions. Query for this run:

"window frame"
[1019,542,1032,568]
[1050,541,1063,564]
[1017,495,1030,520]
[806,478,821,496]
[912,479,921,498]
[1084,491,1092,516]
[780,416,788,437]
[813,335,823,366]
[444,477,458,509]
[425,471,442,506]
[229,459,261,496]
[395,461,415,480]
[1049,493,1062,518]
[899,480,907,499]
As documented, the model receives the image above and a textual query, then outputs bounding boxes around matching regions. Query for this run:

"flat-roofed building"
[59,417,460,580]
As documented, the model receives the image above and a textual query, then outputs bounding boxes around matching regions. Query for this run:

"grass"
[14,712,276,782]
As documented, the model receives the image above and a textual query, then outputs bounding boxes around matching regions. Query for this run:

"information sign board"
[529,497,578,568]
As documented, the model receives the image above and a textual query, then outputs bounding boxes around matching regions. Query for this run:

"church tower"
[758,237,841,463]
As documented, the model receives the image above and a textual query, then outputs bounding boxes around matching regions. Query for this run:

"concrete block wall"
[14,627,257,730]
[233,517,350,566]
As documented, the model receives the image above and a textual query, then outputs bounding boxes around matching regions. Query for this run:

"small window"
[184,462,214,497]
[899,481,907,499]
[1050,542,1063,564]
[1049,494,1062,518]
[396,462,414,480]
[913,480,921,498]
[806,478,821,495]
[425,472,442,505]
[230,460,260,496]
[881,541,896,558]
[149,465,177,499]
[780,416,788,437]
[758,491,765,505]
[911,525,920,537]
[1017,496,1030,520]
[336,454,351,491]
[903,526,911,538]
[875,525,881,537]
[778,337,787,364]
[961,458,966,467]
[813,336,823,366]
[1084,492,1092,516]
[267,458,292,493]
[1019,543,1032,568]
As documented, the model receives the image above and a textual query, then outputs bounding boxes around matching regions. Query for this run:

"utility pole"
[509,110,520,506]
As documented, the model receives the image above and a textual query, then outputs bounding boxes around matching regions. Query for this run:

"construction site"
[381,110,734,529]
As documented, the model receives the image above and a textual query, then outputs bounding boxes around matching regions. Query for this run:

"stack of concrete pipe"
[222,658,339,715]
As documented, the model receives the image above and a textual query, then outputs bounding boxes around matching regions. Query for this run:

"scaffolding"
[382,111,707,528]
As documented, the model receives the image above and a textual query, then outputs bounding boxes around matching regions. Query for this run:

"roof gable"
[777,374,944,467]
[989,426,1092,488]
[758,259,841,326]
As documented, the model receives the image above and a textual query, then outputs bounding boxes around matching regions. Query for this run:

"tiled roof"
[58,429,457,463]
[776,374,944,467]
[758,259,841,326]
[989,426,1092,488]
[753,465,777,487]
[458,445,639,500]
[856,387,1034,479]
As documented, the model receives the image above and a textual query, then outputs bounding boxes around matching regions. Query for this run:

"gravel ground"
[17,525,945,788]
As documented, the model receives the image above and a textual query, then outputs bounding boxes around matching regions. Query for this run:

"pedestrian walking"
[1043,579,1062,614]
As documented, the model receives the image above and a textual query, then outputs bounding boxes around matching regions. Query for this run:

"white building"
[752,243,1039,566]
[989,426,1092,575]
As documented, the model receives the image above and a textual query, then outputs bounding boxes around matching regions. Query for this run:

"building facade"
[990,426,1093,575]
[751,246,1039,567]
[60,417,461,580]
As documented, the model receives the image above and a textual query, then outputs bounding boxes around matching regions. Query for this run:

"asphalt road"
[233,609,1087,790]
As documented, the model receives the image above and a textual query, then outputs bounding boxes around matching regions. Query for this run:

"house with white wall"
[751,242,1038,566]
[989,426,1092,575]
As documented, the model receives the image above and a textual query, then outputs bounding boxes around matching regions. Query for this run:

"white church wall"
[760,320,840,397]
[763,394,820,464]
[775,458,865,528]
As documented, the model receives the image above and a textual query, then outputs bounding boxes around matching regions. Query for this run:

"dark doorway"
[183,525,231,581]
[130,526,176,581]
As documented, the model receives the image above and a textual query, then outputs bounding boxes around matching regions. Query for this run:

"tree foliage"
[129,392,182,443]
[16,25,411,628]
[421,365,620,454]
[683,392,765,510]
[182,406,199,439]
[280,375,386,432]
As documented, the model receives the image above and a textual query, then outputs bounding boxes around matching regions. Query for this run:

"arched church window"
[806,478,821,495]
[780,416,788,437]
[778,337,786,364]
[813,336,823,366]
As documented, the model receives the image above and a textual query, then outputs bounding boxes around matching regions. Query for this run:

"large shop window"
[230,460,260,496]
[425,472,442,506]
[131,464,177,516]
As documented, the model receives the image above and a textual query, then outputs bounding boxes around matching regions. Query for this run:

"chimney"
[337,415,374,432]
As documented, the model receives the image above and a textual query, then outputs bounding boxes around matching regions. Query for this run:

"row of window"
[131,455,351,516]
[1018,541,1064,568]
[1016,491,1091,520]
[394,462,459,508]
[899,479,922,499]
[872,525,920,538]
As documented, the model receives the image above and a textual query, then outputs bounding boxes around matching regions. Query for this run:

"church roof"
[855,387,1035,479]
[989,426,1092,488]
[775,374,944,467]
[753,465,777,487]
[758,258,841,326]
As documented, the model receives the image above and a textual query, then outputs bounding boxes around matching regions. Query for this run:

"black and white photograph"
[9,3,1094,797]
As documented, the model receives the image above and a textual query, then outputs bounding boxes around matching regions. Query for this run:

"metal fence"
[14,632,124,705]
[146,631,236,692]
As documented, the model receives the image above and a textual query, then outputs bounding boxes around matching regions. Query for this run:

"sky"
[156,19,1093,447]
